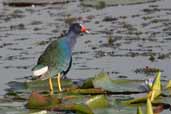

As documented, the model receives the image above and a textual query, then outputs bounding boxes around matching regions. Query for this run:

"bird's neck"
[66,31,78,49]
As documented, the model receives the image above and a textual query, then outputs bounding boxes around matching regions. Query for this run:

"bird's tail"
[32,64,49,80]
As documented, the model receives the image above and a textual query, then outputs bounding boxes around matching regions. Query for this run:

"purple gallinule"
[32,23,89,95]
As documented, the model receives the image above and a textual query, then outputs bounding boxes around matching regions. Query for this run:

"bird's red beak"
[80,24,89,33]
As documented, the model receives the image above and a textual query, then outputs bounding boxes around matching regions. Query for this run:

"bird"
[32,23,89,95]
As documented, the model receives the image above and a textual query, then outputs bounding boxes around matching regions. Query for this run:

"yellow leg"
[57,73,62,92]
[48,77,54,95]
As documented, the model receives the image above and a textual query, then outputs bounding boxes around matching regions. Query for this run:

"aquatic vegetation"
[95,1,106,9]
[4,72,171,114]
[107,35,113,45]
[134,66,162,74]
[146,99,153,114]
[149,55,155,62]
[26,91,61,109]
[86,95,110,109]
[103,16,117,22]
[137,106,143,114]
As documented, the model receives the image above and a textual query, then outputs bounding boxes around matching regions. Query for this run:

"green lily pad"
[48,104,94,114]
[92,72,114,91]
[92,72,143,93]
[29,110,47,114]
[93,106,136,114]
[81,78,94,89]
[26,79,74,91]
[65,88,106,95]
[7,79,74,94]
[123,95,147,105]
[26,91,93,114]
[26,91,61,109]
[86,95,109,109]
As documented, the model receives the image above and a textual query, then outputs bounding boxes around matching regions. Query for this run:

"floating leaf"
[26,79,74,93]
[81,78,94,89]
[93,107,135,114]
[26,92,93,114]
[123,95,147,105]
[92,72,115,91]
[92,72,143,92]
[29,110,47,114]
[49,104,94,114]
[64,88,106,95]
[26,91,61,109]
[86,95,109,109]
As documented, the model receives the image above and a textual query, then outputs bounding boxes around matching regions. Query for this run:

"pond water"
[0,0,171,113]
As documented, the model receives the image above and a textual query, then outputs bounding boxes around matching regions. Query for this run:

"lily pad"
[92,72,118,92]
[64,88,106,95]
[26,91,61,109]
[7,79,74,94]
[92,72,144,93]
[86,95,110,109]
[29,110,47,114]
[80,78,94,89]
[26,92,93,114]
[93,106,136,114]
